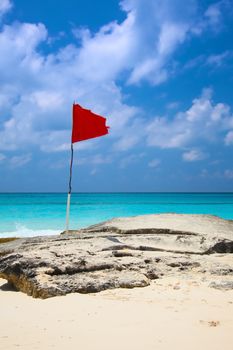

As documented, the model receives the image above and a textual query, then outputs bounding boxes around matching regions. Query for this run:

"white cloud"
[183,55,205,69]
[75,154,112,166]
[148,159,160,168]
[75,15,136,83]
[0,0,12,18]
[146,88,233,149]
[0,152,6,161]
[113,134,140,151]
[0,13,138,152]
[69,0,210,87]
[192,1,224,34]
[0,0,228,158]
[224,169,233,179]
[0,22,47,74]
[112,117,145,151]
[166,101,180,110]
[184,50,231,71]
[9,153,31,168]
[0,26,137,151]
[206,51,231,67]
[182,149,207,162]
[225,131,233,145]
[120,152,145,168]
[204,2,222,28]
[49,159,68,170]
[122,0,198,85]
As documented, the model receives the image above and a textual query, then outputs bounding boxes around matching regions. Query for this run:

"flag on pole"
[65,103,109,233]
[72,104,109,143]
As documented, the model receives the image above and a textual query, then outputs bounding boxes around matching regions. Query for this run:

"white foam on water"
[0,223,61,238]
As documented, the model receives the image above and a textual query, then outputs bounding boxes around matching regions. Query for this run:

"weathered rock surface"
[0,214,232,298]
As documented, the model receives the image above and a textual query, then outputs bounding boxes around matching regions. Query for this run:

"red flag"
[72,104,109,143]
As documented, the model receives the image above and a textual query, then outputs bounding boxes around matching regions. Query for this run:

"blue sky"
[0,0,233,192]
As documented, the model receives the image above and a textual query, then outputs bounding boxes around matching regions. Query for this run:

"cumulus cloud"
[69,0,213,86]
[182,149,207,162]
[0,5,136,153]
[0,0,228,159]
[146,88,233,149]
[121,0,198,85]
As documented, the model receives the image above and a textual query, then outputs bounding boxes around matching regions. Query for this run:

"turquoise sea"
[0,192,233,237]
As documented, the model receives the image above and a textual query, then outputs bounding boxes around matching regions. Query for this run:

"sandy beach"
[1,214,233,349]
[1,275,233,350]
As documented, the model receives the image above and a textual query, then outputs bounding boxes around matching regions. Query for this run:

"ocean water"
[0,192,233,238]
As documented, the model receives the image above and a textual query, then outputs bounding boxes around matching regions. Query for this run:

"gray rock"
[0,214,233,298]
[209,281,233,290]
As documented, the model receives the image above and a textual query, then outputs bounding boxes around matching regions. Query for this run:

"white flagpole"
[65,103,75,234]
[65,143,74,234]
[65,192,71,233]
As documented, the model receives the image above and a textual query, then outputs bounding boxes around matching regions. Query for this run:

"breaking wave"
[0,223,61,238]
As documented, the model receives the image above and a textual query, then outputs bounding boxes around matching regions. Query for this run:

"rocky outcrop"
[0,214,232,298]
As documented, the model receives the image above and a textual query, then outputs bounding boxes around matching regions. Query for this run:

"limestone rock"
[209,281,233,290]
[0,214,232,298]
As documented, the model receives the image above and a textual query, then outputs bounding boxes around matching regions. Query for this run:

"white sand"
[0,276,232,350]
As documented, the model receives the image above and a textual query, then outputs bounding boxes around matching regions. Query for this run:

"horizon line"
[0,191,233,194]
